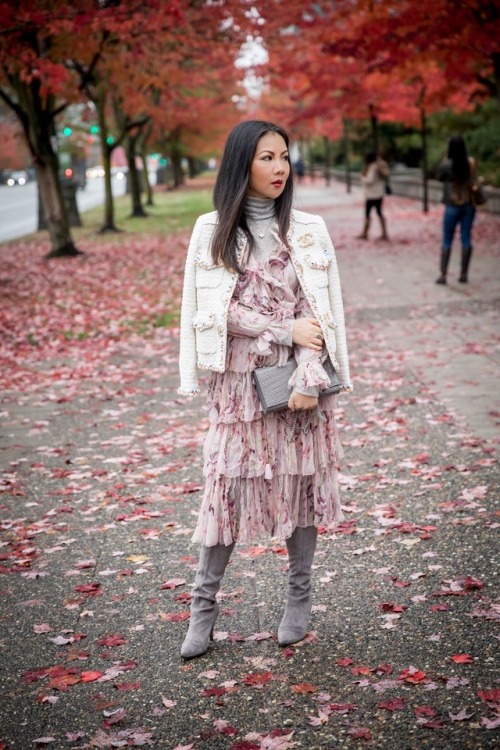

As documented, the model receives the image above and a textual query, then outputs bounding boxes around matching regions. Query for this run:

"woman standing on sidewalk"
[357,151,389,241]
[177,120,352,659]
[436,135,478,284]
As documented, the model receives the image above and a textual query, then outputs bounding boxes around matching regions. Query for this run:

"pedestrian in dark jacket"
[436,136,478,284]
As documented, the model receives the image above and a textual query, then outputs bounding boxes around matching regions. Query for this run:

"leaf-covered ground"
[0,182,499,749]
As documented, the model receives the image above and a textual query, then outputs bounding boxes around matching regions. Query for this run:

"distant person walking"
[358,152,389,241]
[436,136,478,284]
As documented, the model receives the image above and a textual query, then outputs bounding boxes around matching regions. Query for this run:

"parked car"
[86,165,105,179]
[6,170,28,186]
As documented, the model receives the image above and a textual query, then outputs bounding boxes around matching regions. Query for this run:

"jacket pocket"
[194,258,225,287]
[304,250,330,287]
[192,311,218,354]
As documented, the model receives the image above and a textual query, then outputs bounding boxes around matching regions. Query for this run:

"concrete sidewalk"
[0,181,499,750]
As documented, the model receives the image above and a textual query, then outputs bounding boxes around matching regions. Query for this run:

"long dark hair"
[448,135,471,185]
[211,120,294,272]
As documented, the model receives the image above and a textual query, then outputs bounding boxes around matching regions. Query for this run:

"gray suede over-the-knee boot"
[278,526,318,646]
[181,542,235,659]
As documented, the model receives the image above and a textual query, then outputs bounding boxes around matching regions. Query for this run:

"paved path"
[0,181,499,750]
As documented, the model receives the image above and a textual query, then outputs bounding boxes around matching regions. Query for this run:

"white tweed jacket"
[178,208,352,395]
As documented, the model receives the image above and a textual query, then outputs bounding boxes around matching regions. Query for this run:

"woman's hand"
[292,317,324,350]
[288,391,318,411]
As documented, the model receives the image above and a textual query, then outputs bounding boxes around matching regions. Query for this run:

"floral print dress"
[192,200,344,547]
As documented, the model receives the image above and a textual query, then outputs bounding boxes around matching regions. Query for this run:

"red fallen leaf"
[22,666,50,683]
[161,578,186,590]
[379,602,407,613]
[378,697,407,711]
[374,663,393,675]
[291,682,318,694]
[113,682,141,690]
[242,671,272,688]
[351,666,373,676]
[239,546,268,558]
[80,671,103,682]
[174,592,192,603]
[228,742,260,750]
[102,708,127,727]
[460,576,484,590]
[452,654,473,663]
[330,520,357,534]
[160,611,190,622]
[336,656,353,667]
[271,545,287,555]
[391,578,411,588]
[213,719,239,736]
[280,647,295,658]
[414,706,437,717]
[431,603,450,612]
[97,634,127,647]
[399,667,426,683]
[420,720,445,729]
[49,673,81,691]
[348,727,372,740]
[412,452,430,463]
[74,582,101,596]
[477,688,500,704]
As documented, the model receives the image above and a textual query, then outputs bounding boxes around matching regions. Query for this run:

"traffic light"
[106,136,114,145]
[62,126,73,136]
[90,125,99,134]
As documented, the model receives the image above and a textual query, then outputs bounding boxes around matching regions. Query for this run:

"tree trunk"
[187,156,199,178]
[343,118,352,193]
[492,51,500,106]
[137,122,153,206]
[323,136,331,186]
[125,133,146,217]
[140,151,153,206]
[420,104,429,213]
[36,155,81,258]
[97,89,120,232]
[170,145,184,188]
[6,78,80,257]
[369,103,379,155]
[306,139,315,181]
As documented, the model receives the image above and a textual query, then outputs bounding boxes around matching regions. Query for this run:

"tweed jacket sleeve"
[321,218,352,390]
[178,216,204,395]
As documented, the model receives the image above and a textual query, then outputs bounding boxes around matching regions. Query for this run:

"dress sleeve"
[227,299,294,354]
[288,287,330,398]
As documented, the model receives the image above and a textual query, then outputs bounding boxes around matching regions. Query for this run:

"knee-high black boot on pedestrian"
[436,247,451,284]
[181,542,235,659]
[459,246,473,283]
[278,526,318,646]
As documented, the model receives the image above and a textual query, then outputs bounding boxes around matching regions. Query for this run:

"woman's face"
[248,131,290,200]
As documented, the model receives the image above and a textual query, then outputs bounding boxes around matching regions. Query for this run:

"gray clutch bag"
[252,357,341,413]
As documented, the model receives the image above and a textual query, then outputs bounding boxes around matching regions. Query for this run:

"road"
[0,176,127,243]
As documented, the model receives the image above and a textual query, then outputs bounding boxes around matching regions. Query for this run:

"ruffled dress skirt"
[192,244,344,547]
